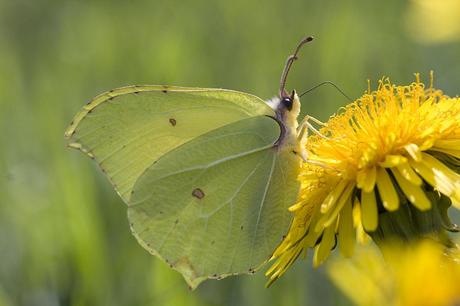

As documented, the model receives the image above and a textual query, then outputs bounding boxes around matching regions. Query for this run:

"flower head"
[328,241,460,306]
[267,73,460,284]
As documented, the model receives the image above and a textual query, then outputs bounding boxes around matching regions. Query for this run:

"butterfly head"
[266,90,301,122]
[278,90,301,124]
[280,90,300,114]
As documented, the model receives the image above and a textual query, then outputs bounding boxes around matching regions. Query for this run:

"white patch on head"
[265,96,281,110]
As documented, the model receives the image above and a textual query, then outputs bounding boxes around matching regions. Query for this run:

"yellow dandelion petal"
[303,206,325,246]
[395,162,423,186]
[266,247,302,280]
[265,257,282,276]
[376,167,400,211]
[313,218,337,267]
[353,198,372,245]
[404,143,422,162]
[421,152,460,182]
[434,139,460,150]
[360,189,378,232]
[431,147,460,159]
[390,168,431,210]
[338,197,355,257]
[270,239,293,259]
[356,167,377,192]
[409,155,460,200]
[322,183,355,228]
[288,202,304,212]
[320,179,349,213]
[379,155,408,168]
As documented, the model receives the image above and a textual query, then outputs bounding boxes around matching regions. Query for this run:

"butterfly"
[65,37,315,289]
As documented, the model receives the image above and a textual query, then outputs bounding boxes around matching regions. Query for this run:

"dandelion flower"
[267,73,460,284]
[328,241,460,306]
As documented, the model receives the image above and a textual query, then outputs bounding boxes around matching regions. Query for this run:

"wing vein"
[200,154,268,218]
[225,154,271,273]
[249,153,277,267]
[129,144,274,206]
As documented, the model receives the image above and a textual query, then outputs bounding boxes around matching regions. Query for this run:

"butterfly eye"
[281,97,293,111]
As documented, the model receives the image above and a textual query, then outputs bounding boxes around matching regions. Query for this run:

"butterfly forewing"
[65,86,274,202]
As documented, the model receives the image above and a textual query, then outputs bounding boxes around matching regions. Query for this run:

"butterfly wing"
[128,116,301,288]
[65,86,274,202]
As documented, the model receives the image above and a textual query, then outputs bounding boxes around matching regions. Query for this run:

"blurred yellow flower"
[405,0,460,44]
[328,241,460,306]
[266,74,460,284]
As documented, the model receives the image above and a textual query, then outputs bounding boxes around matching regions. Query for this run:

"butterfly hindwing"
[128,116,300,288]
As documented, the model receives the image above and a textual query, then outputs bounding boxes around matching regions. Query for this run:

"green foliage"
[0,0,458,305]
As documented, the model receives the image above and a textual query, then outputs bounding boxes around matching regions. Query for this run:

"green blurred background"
[1,0,459,305]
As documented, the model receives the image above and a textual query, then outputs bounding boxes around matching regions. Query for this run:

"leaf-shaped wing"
[128,116,300,288]
[65,86,274,201]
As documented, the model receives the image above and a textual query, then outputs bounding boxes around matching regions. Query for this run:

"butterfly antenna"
[299,81,353,102]
[279,36,314,98]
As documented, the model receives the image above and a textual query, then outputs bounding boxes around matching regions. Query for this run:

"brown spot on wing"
[192,188,205,199]
[169,118,177,126]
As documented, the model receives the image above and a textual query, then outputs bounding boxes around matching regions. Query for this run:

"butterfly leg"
[297,115,329,139]
[300,115,328,127]
[298,115,346,142]
[296,115,330,159]
[296,116,337,170]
